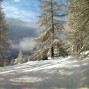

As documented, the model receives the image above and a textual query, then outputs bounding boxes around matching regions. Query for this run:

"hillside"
[0,56,89,89]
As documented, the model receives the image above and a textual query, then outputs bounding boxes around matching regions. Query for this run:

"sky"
[3,0,40,22]
[2,0,41,56]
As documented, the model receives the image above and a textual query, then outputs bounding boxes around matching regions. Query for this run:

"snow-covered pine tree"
[67,0,89,57]
[30,0,67,60]
[15,50,23,64]
[0,0,9,66]
[14,50,28,64]
[18,50,28,63]
[10,58,15,65]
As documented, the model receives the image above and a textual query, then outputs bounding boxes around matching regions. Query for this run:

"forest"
[0,0,89,66]
[1,0,89,89]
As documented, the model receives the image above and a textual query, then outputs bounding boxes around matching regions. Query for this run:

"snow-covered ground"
[0,56,89,89]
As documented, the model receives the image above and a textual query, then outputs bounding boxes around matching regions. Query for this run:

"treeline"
[0,0,89,66]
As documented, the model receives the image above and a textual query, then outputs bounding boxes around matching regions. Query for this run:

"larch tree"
[30,0,67,60]
[66,0,89,57]
[0,0,9,66]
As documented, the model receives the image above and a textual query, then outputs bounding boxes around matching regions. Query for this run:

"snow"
[0,56,89,89]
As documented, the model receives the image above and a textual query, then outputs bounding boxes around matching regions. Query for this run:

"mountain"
[6,18,39,59]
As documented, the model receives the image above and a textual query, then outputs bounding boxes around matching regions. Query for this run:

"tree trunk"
[51,46,54,57]
[51,0,54,57]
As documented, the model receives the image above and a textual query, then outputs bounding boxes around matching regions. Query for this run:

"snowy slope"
[0,56,89,89]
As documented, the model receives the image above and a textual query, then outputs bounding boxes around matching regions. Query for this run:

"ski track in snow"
[0,56,89,89]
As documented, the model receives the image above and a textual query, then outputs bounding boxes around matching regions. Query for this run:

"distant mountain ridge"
[6,18,38,59]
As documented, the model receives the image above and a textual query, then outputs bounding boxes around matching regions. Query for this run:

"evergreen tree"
[67,0,89,56]
[17,50,23,64]
[14,50,28,64]
[0,0,9,66]
[30,0,67,60]
[10,58,15,65]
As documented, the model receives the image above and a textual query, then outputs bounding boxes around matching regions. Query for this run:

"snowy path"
[0,56,89,89]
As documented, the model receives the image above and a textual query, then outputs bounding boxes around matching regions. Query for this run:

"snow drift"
[0,56,89,89]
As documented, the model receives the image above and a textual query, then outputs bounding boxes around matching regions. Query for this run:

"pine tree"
[67,0,89,56]
[0,0,9,66]
[30,0,67,60]
[17,50,23,63]
[10,58,15,65]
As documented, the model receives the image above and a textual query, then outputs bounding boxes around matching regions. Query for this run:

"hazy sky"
[3,0,40,22]
[2,0,41,53]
